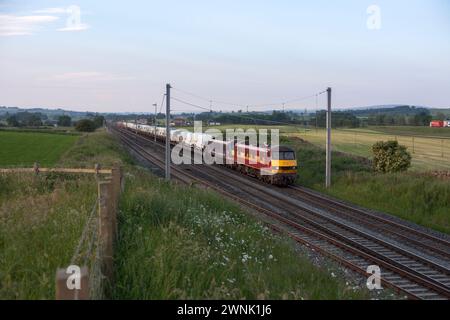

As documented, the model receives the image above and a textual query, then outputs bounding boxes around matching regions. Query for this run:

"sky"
[0,0,449,113]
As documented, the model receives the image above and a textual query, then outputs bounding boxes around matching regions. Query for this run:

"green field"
[369,126,450,138]
[0,131,79,167]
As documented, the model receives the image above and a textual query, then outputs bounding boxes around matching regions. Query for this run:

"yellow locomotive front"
[262,146,298,186]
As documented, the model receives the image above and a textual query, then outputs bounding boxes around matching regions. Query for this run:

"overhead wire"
[158,94,166,114]
[171,86,327,112]
[172,96,313,128]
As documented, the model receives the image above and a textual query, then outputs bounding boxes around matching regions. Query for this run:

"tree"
[6,115,19,127]
[27,114,42,127]
[58,115,72,127]
[436,112,446,121]
[92,115,105,128]
[372,140,411,173]
[75,119,96,132]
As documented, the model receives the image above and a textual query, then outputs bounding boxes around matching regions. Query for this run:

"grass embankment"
[285,137,450,234]
[1,130,366,299]
[0,172,97,299]
[0,130,79,167]
[0,131,127,299]
[113,168,366,299]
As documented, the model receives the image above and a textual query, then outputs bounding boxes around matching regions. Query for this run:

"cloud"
[0,14,59,36]
[40,6,92,32]
[48,72,134,82]
[58,23,90,32]
[34,8,68,14]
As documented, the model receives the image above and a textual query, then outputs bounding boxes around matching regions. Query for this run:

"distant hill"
[348,105,430,117]
[0,106,104,121]
[430,108,450,118]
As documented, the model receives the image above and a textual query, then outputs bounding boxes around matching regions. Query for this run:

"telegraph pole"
[326,87,332,188]
[153,103,157,142]
[165,84,171,181]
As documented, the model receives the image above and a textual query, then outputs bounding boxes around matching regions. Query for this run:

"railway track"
[111,125,450,300]
[286,186,450,262]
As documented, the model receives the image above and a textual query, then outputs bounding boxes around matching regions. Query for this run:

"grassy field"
[369,126,450,138]
[0,126,78,134]
[0,130,79,167]
[1,130,367,299]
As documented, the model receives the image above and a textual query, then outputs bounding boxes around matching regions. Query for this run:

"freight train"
[117,122,298,186]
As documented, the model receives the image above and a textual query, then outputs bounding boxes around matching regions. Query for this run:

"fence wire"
[69,199,105,300]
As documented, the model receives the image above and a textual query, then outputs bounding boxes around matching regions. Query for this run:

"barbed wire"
[70,199,99,266]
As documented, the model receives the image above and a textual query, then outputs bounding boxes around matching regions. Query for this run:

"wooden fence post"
[33,162,40,175]
[98,181,114,282]
[111,164,123,239]
[55,266,89,300]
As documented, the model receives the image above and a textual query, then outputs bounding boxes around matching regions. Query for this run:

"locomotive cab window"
[279,151,295,160]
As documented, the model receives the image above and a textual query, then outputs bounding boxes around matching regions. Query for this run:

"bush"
[75,119,96,132]
[372,140,411,173]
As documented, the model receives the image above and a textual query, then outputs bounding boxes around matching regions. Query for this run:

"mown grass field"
[369,126,450,138]
[1,130,367,299]
[295,128,450,171]
[0,130,79,167]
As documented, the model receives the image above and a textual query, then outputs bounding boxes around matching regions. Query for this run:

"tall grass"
[321,172,450,234]
[0,131,128,299]
[0,173,96,299]
[113,168,367,300]
[57,130,133,168]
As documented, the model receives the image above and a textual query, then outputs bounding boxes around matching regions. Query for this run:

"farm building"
[430,120,445,128]
[173,117,187,126]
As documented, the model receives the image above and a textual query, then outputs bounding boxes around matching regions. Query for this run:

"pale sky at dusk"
[0,0,449,113]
